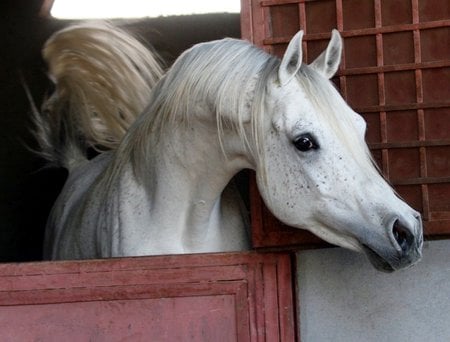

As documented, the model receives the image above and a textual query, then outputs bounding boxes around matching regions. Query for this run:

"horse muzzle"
[363,215,423,272]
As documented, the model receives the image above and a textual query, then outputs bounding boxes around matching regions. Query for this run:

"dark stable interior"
[0,0,241,261]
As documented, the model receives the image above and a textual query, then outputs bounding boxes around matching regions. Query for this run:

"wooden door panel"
[0,252,295,341]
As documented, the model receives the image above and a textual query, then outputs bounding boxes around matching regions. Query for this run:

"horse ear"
[278,30,304,86]
[310,29,342,79]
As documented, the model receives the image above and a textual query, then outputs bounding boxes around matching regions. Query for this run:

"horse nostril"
[393,220,414,252]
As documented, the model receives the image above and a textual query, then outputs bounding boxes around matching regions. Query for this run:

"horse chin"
[362,245,396,273]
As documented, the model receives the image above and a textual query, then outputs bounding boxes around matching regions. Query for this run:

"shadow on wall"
[0,0,241,262]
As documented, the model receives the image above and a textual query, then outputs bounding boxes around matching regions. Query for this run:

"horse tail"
[34,21,164,169]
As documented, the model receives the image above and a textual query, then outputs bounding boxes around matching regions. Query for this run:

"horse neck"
[151,123,240,195]
[127,120,252,250]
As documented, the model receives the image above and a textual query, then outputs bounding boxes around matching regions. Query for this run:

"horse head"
[255,30,423,272]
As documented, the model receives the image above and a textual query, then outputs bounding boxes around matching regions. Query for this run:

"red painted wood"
[3,296,238,341]
[0,252,295,341]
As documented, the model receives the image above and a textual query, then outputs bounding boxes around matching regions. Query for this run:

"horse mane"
[120,38,279,179]
[114,37,376,181]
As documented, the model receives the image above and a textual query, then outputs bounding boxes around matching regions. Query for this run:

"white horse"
[36,24,423,272]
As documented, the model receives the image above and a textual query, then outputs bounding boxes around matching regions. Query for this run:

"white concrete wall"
[297,240,450,342]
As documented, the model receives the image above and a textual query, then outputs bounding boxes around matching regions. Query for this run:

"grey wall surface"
[297,239,450,342]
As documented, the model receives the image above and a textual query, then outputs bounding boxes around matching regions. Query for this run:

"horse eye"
[293,134,319,152]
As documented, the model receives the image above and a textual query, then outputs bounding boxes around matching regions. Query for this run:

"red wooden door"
[0,252,295,341]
